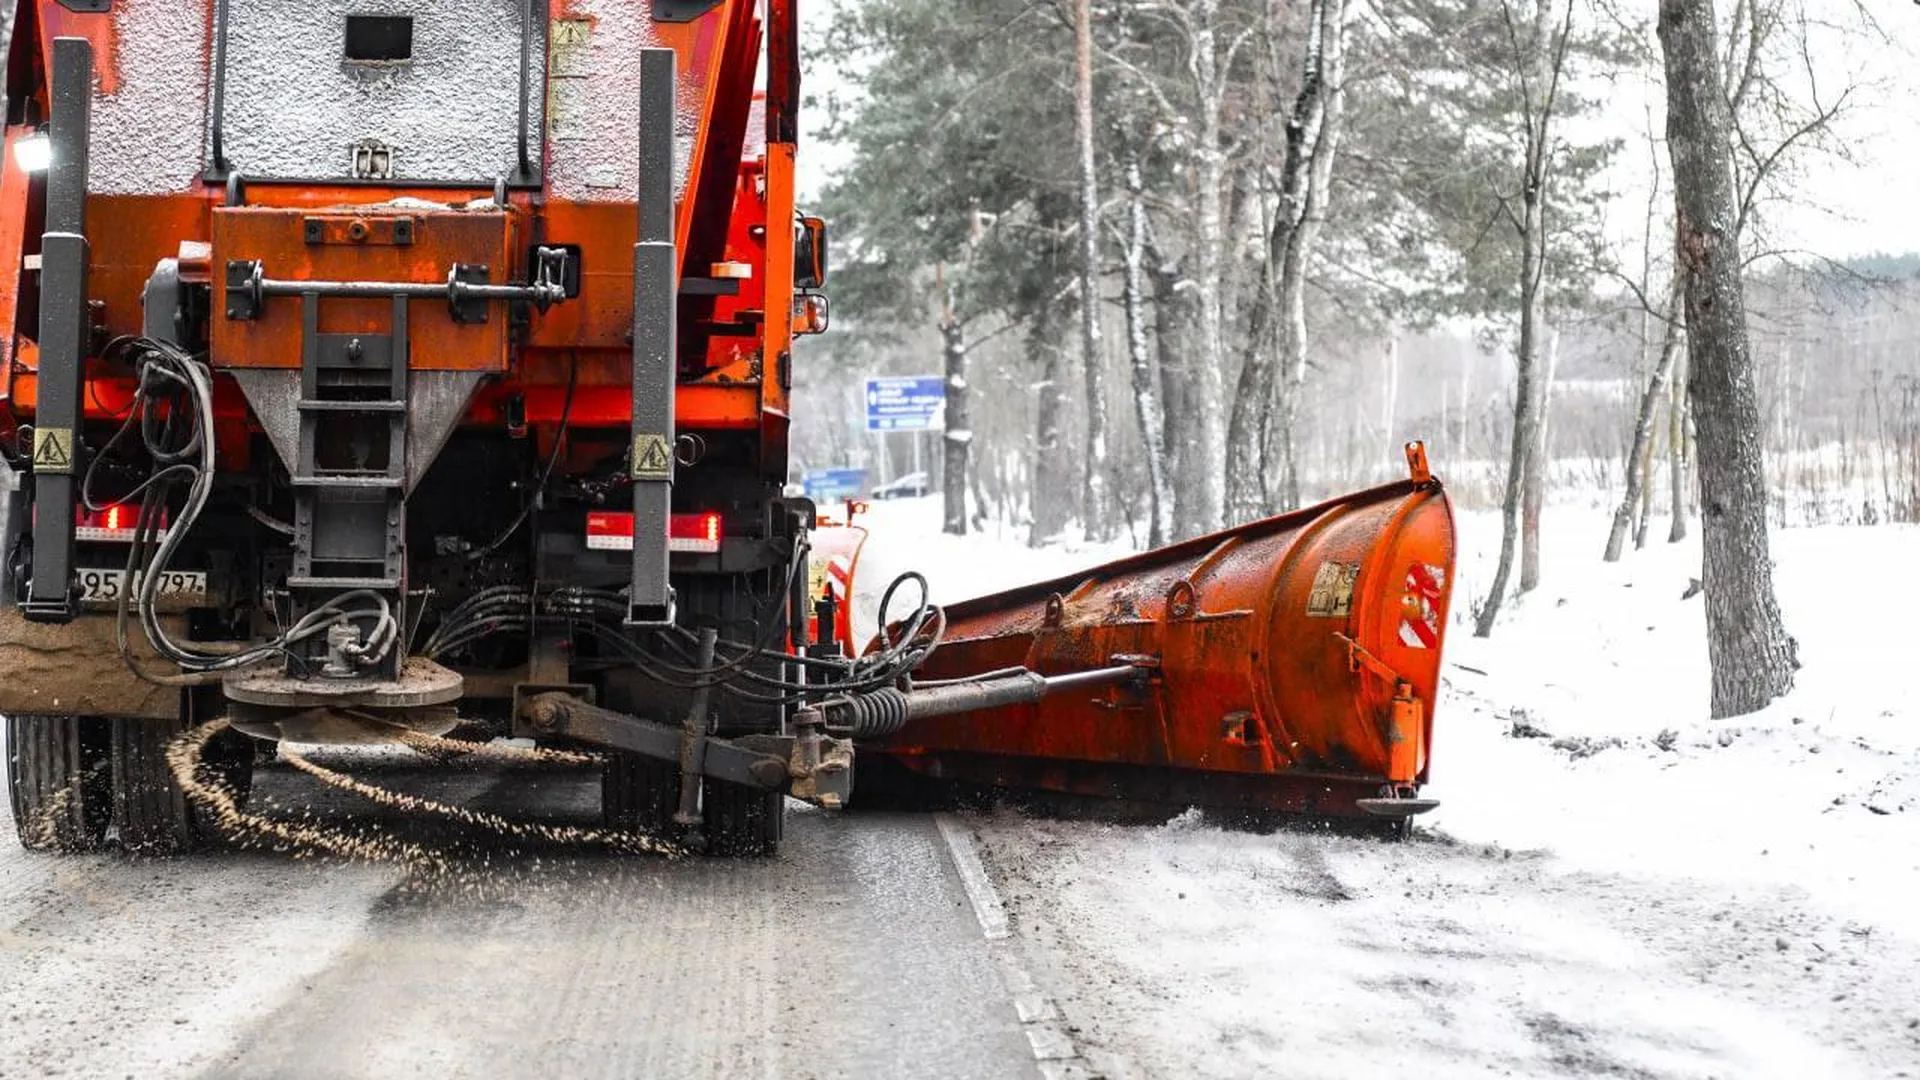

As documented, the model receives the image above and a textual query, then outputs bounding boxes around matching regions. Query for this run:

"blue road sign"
[802,467,868,502]
[864,375,946,432]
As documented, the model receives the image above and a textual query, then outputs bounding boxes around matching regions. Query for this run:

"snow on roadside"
[1431,510,1920,941]
[969,810,1920,1079]
[836,494,1131,643]
[855,496,1920,1076]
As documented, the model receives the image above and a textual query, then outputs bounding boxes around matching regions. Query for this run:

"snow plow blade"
[865,444,1455,825]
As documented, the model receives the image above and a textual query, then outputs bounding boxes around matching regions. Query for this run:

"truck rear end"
[2,0,833,854]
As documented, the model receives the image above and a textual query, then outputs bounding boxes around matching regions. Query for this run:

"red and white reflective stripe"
[584,511,723,554]
[825,555,853,598]
[1397,562,1445,649]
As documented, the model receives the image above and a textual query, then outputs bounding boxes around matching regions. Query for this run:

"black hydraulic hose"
[472,351,577,559]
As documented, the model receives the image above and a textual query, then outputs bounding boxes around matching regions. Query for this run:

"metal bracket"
[223,251,573,325]
[225,259,264,320]
[449,264,491,324]
[1334,632,1403,687]
[653,0,725,22]
[1405,440,1433,485]
[521,692,790,792]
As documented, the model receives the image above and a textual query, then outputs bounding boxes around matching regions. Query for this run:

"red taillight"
[75,503,166,543]
[585,511,723,554]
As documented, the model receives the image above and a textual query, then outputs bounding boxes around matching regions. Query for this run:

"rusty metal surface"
[866,470,1457,817]
[210,206,515,371]
[0,609,182,719]
[224,656,463,709]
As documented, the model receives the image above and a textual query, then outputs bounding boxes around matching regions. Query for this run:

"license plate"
[77,568,208,608]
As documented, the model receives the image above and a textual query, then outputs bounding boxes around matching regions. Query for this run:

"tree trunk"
[1147,253,1198,538]
[1473,0,1564,638]
[1667,344,1691,542]
[1607,265,1686,561]
[1124,156,1174,547]
[1659,0,1798,718]
[1187,2,1230,536]
[940,307,970,537]
[1380,334,1400,449]
[1029,308,1072,546]
[1073,0,1109,542]
[1456,341,1472,464]
[1634,432,1655,548]
[1520,325,1559,592]
[1267,0,1350,513]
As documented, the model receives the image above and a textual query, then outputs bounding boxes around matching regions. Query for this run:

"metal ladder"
[286,293,410,676]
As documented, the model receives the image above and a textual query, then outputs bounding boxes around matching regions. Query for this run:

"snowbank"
[1434,511,1920,940]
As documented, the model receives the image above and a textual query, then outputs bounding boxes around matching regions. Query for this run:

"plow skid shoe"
[864,458,1456,828]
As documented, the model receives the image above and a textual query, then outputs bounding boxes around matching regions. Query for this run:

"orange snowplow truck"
[0,1,1456,858]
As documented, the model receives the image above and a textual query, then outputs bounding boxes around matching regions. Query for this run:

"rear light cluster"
[585,511,723,554]
[74,503,167,543]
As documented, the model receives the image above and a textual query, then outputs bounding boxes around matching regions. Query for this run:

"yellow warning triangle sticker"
[31,427,73,473]
[631,434,673,480]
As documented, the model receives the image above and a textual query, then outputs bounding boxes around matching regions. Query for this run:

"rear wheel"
[5,714,112,852]
[111,717,199,854]
[110,700,256,855]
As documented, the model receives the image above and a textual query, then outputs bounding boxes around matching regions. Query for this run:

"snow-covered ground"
[856,493,1920,1078]
[1435,511,1920,942]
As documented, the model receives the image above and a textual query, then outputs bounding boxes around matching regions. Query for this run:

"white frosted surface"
[86,2,696,200]
[544,0,691,202]
[214,0,542,184]
[89,0,211,194]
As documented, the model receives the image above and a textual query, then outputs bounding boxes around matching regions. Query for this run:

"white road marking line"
[934,812,1010,940]
[1025,1028,1077,1060]
[935,813,1098,1077]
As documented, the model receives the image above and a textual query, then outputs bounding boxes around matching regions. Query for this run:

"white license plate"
[77,568,208,608]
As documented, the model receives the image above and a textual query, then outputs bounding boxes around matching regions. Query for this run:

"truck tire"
[5,714,112,852]
[111,717,198,854]
[110,716,256,855]
[701,777,784,857]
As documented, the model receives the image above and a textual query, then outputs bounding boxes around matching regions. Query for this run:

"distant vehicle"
[870,472,932,500]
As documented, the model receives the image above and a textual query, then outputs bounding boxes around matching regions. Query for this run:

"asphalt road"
[0,746,1039,1080]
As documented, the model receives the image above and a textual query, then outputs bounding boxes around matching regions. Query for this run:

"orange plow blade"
[865,446,1456,825]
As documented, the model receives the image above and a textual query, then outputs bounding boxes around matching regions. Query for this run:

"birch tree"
[1473,0,1578,637]
[1072,0,1111,541]
[1116,0,1255,536]
[1226,0,1352,521]
[1121,145,1176,546]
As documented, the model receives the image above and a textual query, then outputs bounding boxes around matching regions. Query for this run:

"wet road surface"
[0,748,1036,1080]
